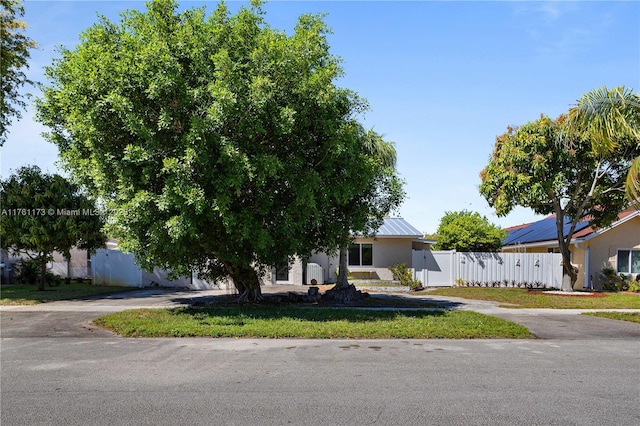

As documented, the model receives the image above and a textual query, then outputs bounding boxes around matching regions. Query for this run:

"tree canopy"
[0,0,37,145]
[35,0,404,301]
[480,113,635,289]
[433,210,505,252]
[0,166,106,290]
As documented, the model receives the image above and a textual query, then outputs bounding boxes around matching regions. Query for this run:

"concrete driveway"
[2,286,639,425]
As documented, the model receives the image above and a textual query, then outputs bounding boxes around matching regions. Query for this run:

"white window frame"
[616,249,640,275]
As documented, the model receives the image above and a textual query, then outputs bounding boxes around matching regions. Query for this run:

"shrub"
[599,266,630,292]
[13,258,40,284]
[12,258,64,286]
[628,279,640,293]
[389,263,423,290]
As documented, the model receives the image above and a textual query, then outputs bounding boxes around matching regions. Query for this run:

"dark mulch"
[527,291,607,298]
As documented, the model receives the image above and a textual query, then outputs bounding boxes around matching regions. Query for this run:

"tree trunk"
[226,263,263,303]
[38,253,46,291]
[322,248,365,305]
[554,204,577,292]
[335,248,349,289]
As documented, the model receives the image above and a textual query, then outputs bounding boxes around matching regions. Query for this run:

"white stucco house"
[88,217,429,288]
[309,218,431,282]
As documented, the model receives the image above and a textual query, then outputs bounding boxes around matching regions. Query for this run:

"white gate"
[413,250,562,288]
[413,250,455,287]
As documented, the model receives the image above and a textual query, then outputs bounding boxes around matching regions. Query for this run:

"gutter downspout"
[574,242,590,290]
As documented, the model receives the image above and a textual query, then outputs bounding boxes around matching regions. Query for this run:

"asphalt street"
[1,287,639,425]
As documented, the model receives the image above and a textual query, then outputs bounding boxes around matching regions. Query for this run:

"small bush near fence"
[599,266,640,292]
[389,263,423,291]
[454,278,549,290]
[13,258,67,286]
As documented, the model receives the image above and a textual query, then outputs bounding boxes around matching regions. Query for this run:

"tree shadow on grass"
[173,305,449,324]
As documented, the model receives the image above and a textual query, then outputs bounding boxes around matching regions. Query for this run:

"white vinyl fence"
[91,249,217,289]
[412,250,563,289]
[92,249,142,287]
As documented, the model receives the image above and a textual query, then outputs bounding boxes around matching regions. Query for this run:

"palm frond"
[361,129,397,168]
[568,86,640,155]
[626,156,640,206]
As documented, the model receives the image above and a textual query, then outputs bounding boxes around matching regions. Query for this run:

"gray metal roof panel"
[375,218,423,238]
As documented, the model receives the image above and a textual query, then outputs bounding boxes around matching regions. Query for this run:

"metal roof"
[374,218,423,238]
[503,215,591,246]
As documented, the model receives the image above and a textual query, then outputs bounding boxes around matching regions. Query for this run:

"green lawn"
[422,288,640,309]
[93,306,532,339]
[582,312,640,324]
[0,283,135,305]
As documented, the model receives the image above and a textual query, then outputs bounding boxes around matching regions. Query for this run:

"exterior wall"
[51,247,90,279]
[587,216,640,287]
[2,247,90,284]
[350,237,414,281]
[272,257,304,285]
[309,238,416,282]
[502,246,550,254]
[571,246,586,289]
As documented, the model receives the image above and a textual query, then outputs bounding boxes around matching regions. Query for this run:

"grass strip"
[93,306,532,339]
[424,288,640,309]
[582,312,640,324]
[0,283,136,305]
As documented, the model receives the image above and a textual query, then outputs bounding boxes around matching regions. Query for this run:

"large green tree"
[326,129,404,304]
[568,86,640,203]
[433,210,505,252]
[480,114,635,290]
[0,166,106,290]
[36,0,403,301]
[0,0,37,145]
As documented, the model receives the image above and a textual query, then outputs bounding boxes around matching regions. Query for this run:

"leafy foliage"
[0,0,37,145]
[388,262,422,290]
[433,210,506,252]
[35,0,403,301]
[599,266,631,292]
[0,166,106,290]
[480,114,634,289]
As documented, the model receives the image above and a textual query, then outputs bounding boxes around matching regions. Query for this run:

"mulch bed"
[527,291,607,298]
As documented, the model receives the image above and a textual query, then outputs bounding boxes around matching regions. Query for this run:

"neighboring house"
[502,209,640,290]
[1,247,92,284]
[309,218,431,282]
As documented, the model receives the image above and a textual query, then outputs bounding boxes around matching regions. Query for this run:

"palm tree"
[568,86,640,202]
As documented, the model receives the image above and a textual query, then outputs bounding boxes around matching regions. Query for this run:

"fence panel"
[413,250,562,288]
[413,250,456,286]
[92,249,142,287]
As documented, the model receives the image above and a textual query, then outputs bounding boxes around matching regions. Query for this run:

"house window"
[617,249,640,274]
[348,243,373,266]
[275,263,290,282]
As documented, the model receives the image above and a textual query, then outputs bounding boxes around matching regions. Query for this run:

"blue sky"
[2,0,639,234]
